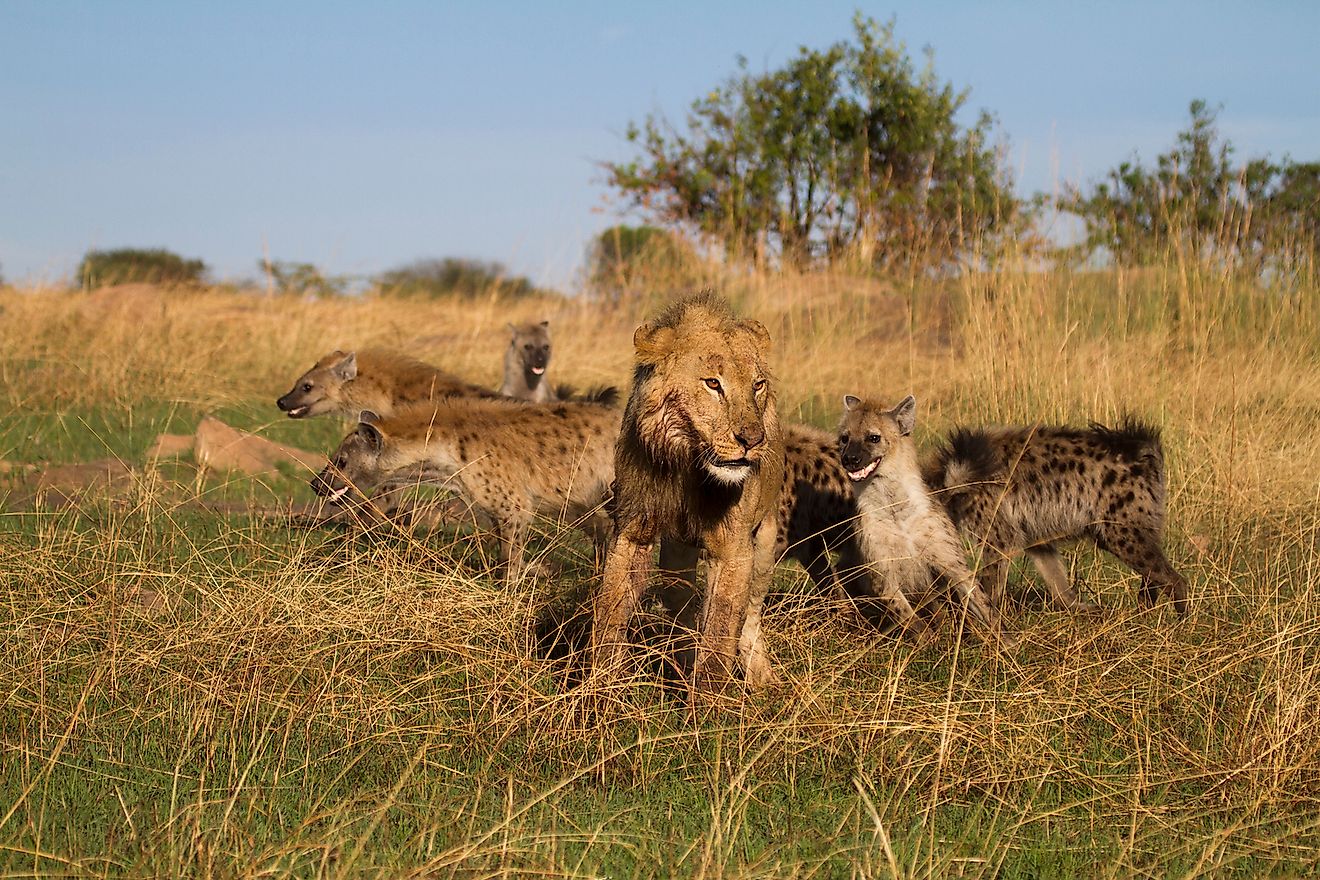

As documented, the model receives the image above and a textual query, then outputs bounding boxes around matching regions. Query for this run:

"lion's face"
[277,350,357,418]
[311,415,386,502]
[837,395,915,483]
[632,310,777,485]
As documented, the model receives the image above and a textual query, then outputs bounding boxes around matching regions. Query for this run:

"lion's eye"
[866,434,882,444]
[302,383,313,392]
[753,379,767,393]
[704,378,722,392]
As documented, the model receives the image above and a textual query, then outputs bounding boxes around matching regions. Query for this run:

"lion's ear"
[891,395,916,436]
[332,351,358,382]
[633,323,677,365]
[740,319,772,352]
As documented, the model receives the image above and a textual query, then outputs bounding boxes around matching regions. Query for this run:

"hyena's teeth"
[848,460,879,482]
[328,486,349,502]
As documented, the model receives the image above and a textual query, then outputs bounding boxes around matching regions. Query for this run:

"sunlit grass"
[1,259,1317,877]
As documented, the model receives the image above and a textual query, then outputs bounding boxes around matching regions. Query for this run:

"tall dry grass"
[1,257,1318,877]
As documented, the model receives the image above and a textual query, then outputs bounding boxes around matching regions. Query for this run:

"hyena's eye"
[704,378,722,392]
[524,344,534,351]
[866,434,882,444]
[302,383,313,393]
[839,434,850,445]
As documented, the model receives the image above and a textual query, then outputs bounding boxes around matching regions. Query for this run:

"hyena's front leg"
[924,530,1006,639]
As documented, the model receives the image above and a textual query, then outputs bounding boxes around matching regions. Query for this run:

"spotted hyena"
[838,395,1005,638]
[922,419,1189,614]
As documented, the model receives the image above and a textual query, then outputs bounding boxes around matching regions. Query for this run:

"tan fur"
[277,348,496,420]
[838,395,1004,638]
[923,420,1188,613]
[500,321,558,403]
[312,396,621,583]
[592,293,786,699]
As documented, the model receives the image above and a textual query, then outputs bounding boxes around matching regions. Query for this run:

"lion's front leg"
[692,536,755,699]
[590,530,654,677]
[738,512,781,688]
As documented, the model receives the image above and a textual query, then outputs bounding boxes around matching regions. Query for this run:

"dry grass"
[1,261,1318,878]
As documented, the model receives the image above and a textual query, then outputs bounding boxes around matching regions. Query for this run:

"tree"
[602,14,1020,272]
[375,258,541,299]
[78,248,207,288]
[1057,100,1319,271]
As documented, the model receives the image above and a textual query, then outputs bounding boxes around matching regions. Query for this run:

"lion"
[591,292,786,699]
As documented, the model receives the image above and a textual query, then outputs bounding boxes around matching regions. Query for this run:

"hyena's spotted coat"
[923,420,1188,614]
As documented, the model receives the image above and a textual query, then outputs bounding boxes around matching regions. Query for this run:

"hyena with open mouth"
[500,321,559,403]
[923,418,1188,614]
[838,394,1006,640]
[276,348,497,420]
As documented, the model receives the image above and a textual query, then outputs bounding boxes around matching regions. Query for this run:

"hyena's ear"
[891,395,916,436]
[356,420,384,452]
[633,323,677,365]
[358,410,380,425]
[843,395,862,412]
[539,320,549,329]
[333,351,358,382]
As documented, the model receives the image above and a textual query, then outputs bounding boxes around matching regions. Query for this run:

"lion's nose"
[735,425,765,451]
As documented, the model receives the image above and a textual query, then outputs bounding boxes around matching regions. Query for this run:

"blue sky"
[3,1,1317,288]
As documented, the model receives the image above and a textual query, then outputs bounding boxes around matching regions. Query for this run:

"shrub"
[375,258,540,299]
[77,248,207,289]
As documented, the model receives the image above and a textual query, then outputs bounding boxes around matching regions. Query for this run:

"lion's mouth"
[847,459,879,482]
[712,456,753,470]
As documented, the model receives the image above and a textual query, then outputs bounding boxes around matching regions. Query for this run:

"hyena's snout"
[310,467,352,503]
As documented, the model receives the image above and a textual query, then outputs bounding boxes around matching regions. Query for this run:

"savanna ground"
[1,261,1318,878]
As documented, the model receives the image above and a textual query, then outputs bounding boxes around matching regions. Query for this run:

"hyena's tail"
[555,384,621,407]
[923,427,1003,523]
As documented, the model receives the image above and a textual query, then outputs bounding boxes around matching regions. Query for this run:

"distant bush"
[261,260,351,298]
[584,225,702,305]
[78,248,208,289]
[375,258,540,299]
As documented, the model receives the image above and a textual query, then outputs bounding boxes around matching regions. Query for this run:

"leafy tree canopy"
[602,13,1021,272]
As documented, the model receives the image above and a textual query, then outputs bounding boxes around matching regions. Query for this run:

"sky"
[3,1,1317,289]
